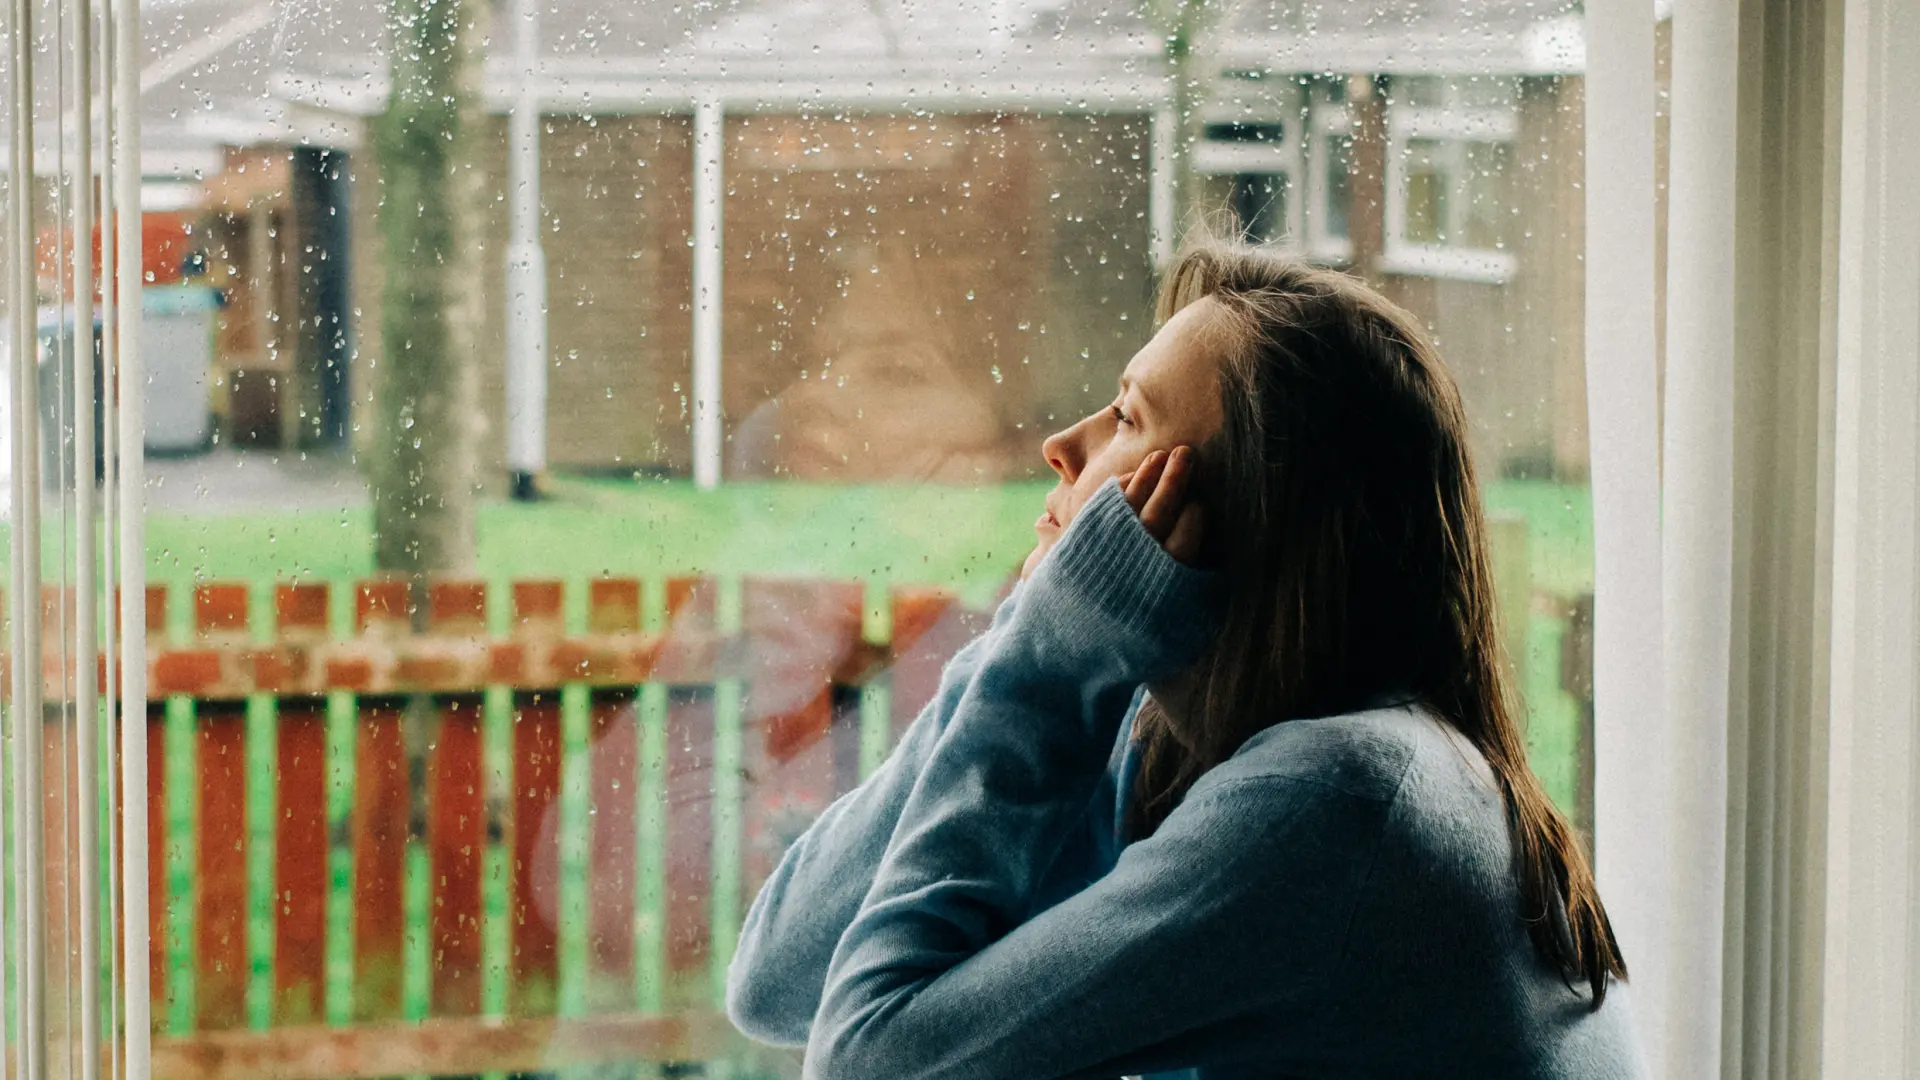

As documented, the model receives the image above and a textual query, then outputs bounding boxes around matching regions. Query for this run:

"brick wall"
[342,92,1588,485]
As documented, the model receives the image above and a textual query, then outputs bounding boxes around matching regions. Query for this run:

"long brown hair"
[1128,242,1627,1005]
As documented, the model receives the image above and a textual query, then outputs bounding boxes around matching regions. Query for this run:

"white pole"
[97,0,123,1073]
[9,0,50,1069]
[503,0,546,498]
[70,0,104,1074]
[112,0,150,1073]
[1583,0,1663,1072]
[691,97,724,490]
[1149,103,1176,268]
[1658,0,1737,1074]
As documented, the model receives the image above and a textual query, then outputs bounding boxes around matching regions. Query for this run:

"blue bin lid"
[142,284,221,316]
[28,286,218,335]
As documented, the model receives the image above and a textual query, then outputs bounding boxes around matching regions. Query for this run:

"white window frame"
[1192,82,1306,252]
[1381,87,1519,284]
[1303,97,1355,264]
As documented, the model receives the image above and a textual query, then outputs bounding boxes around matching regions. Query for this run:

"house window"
[1305,86,1355,263]
[1195,105,1304,249]
[1207,169,1291,246]
[1382,76,1519,283]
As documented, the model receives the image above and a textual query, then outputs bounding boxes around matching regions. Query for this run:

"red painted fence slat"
[586,578,643,1012]
[659,576,717,1010]
[507,581,564,1016]
[273,695,330,1025]
[587,686,640,1010]
[273,582,333,1026]
[509,688,561,1015]
[194,583,252,1032]
[426,581,488,1018]
[350,696,408,1023]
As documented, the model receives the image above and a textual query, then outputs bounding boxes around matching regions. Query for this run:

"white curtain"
[1588,0,1920,1075]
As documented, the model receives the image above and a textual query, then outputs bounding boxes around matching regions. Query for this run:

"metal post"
[97,0,123,1072]
[69,0,103,1074]
[504,0,547,499]
[112,0,150,1073]
[691,97,724,490]
[9,0,50,1068]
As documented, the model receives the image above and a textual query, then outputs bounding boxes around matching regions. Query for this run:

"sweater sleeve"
[806,478,1380,1080]
[725,580,1027,1044]
[808,776,1395,1080]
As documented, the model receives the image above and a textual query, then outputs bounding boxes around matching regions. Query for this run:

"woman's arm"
[803,477,1374,1080]
[725,583,1025,1045]
[810,775,1391,1080]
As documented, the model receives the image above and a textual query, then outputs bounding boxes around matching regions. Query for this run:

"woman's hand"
[1122,446,1204,565]
[1020,446,1205,580]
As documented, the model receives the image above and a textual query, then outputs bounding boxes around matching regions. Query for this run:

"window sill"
[1308,240,1354,265]
[1375,246,1516,285]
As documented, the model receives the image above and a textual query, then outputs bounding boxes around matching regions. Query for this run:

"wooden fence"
[18,538,1593,1080]
[26,575,992,1080]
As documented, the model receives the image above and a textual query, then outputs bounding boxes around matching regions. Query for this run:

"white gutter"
[504,0,547,496]
[690,98,724,490]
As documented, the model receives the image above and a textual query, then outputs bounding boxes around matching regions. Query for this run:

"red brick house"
[156,0,1593,484]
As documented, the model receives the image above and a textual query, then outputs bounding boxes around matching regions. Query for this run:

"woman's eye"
[1109,403,1134,427]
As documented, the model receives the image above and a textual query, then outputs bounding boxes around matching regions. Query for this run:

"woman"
[726,244,1644,1078]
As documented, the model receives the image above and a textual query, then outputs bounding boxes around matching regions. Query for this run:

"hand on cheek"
[1122,446,1204,565]
[1020,446,1205,581]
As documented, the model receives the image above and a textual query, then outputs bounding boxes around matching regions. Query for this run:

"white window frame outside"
[1192,81,1306,253]
[1303,97,1354,264]
[1381,91,1519,284]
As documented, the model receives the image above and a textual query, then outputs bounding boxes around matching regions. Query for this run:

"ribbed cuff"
[1027,477,1223,675]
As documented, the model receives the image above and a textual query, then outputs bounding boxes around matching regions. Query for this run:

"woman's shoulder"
[1189,704,1504,830]
[1190,703,1511,863]
[1198,704,1444,797]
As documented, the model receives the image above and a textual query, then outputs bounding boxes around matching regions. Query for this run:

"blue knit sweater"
[727,478,1645,1079]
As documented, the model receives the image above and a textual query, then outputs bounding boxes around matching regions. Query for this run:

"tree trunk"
[370,0,489,585]
[1147,0,1219,243]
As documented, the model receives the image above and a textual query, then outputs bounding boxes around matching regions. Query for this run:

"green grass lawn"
[129,472,1592,633]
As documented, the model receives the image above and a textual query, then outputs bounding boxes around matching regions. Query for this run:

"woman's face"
[1033,298,1228,554]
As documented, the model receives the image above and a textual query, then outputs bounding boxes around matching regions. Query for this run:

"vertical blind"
[3,0,150,1078]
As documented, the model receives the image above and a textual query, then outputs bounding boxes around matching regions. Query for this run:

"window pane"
[1207,171,1292,245]
[1405,137,1452,244]
[1462,140,1516,250]
[1325,132,1356,242]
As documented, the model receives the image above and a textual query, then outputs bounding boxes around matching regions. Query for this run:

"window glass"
[1405,137,1451,244]
[1206,171,1292,245]
[1322,131,1356,246]
[1402,136,1515,249]
[130,0,1595,1074]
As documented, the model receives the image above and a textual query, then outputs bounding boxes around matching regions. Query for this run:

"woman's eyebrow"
[1119,375,1158,419]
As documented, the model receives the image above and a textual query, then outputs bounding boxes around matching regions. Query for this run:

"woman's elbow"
[801,1016,880,1080]
[803,994,948,1080]
[724,953,815,1047]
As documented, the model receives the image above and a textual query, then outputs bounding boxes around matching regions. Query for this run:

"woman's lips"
[1035,507,1061,530]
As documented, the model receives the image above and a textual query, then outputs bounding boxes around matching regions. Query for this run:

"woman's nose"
[1042,423,1082,483]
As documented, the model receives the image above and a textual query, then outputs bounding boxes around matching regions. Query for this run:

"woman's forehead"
[1124,299,1227,432]
[1128,299,1227,385]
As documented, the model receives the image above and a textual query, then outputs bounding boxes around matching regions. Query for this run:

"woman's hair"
[1127,242,1627,1005]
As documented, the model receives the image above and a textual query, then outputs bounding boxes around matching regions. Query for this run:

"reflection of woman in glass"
[728,243,1643,1078]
